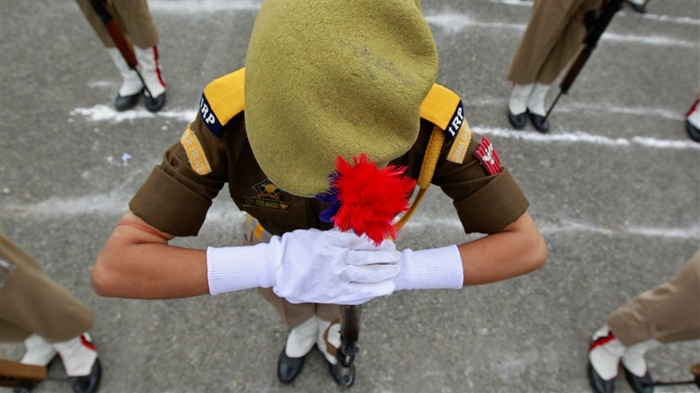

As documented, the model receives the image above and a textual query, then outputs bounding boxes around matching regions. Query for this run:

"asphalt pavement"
[1,1,699,392]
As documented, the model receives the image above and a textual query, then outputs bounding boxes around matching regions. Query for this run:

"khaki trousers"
[258,287,340,329]
[243,215,340,329]
[607,250,700,347]
[507,0,601,85]
[0,231,94,343]
[75,0,159,49]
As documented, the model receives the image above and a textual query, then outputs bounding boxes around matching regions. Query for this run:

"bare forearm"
[93,214,209,299]
[457,211,547,286]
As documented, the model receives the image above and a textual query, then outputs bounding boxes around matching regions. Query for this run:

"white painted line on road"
[561,103,681,121]
[401,216,699,240]
[602,32,697,47]
[147,0,700,30]
[472,126,700,150]
[539,220,700,239]
[149,0,261,12]
[641,13,700,26]
[69,105,197,123]
[67,104,700,150]
[467,100,681,121]
[488,0,700,25]
[425,12,698,47]
[489,0,533,6]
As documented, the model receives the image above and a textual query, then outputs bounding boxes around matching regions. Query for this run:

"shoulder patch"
[420,84,465,141]
[473,136,501,175]
[180,126,212,175]
[200,68,246,137]
[447,123,472,164]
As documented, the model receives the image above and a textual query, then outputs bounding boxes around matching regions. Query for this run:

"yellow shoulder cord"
[394,125,445,231]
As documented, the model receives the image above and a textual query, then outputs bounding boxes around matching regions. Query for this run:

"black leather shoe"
[328,361,355,388]
[507,108,527,129]
[687,119,700,142]
[588,361,615,393]
[145,91,167,112]
[622,365,654,393]
[277,348,305,384]
[114,90,141,111]
[72,357,101,393]
[529,113,550,133]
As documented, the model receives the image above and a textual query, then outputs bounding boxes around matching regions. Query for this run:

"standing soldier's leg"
[112,0,167,112]
[74,0,145,111]
[0,230,101,393]
[588,250,700,393]
[244,215,344,384]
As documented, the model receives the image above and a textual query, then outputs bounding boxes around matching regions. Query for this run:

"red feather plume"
[325,154,416,246]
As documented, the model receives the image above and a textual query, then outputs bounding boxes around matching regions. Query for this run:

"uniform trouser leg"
[257,287,340,329]
[75,0,159,49]
[607,249,700,347]
[0,231,94,343]
[243,215,341,329]
[507,0,599,85]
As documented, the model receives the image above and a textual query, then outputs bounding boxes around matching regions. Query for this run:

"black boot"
[145,91,167,113]
[588,361,615,393]
[114,90,141,111]
[71,358,101,393]
[529,113,550,133]
[507,108,527,129]
[687,118,700,142]
[622,365,654,393]
[277,348,305,384]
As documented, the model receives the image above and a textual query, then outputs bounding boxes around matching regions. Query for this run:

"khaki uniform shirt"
[130,69,529,237]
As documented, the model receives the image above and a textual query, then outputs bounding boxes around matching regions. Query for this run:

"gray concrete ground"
[1,0,699,392]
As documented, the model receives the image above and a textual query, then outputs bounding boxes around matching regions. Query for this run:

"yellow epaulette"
[420,84,473,165]
[199,68,246,137]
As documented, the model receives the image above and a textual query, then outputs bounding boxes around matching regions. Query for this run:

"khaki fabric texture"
[242,218,340,328]
[507,0,602,85]
[0,230,94,343]
[244,0,439,196]
[130,74,530,329]
[607,249,700,346]
[75,0,159,49]
[130,99,528,237]
[257,287,340,330]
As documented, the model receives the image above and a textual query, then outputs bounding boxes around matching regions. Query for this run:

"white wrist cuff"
[206,243,277,295]
[395,245,464,291]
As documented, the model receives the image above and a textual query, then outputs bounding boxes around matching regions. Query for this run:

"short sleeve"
[129,114,230,236]
[432,135,529,234]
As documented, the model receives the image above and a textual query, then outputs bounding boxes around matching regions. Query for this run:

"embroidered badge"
[180,126,212,175]
[199,94,223,137]
[444,101,464,141]
[242,179,290,211]
[446,115,472,164]
[473,136,501,175]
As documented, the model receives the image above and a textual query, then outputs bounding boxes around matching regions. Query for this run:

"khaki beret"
[244,0,439,197]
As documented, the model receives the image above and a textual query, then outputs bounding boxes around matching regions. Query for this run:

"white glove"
[394,245,464,291]
[207,228,401,305]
